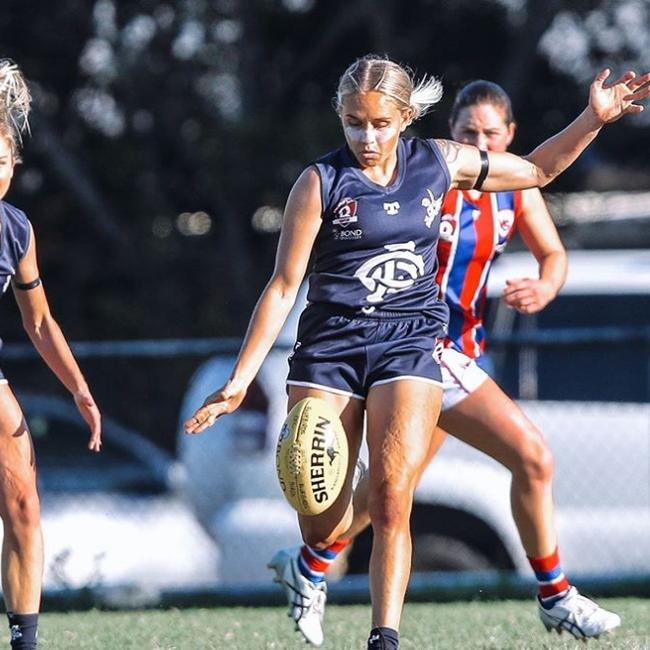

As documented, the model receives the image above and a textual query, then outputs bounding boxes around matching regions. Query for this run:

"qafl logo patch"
[354,241,425,305]
[332,197,359,227]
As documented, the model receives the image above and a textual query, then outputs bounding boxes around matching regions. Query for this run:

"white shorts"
[441,347,489,411]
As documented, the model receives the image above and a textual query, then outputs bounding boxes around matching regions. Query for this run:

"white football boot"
[538,586,621,639]
[268,548,327,646]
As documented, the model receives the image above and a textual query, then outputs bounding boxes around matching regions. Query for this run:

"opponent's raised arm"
[12,225,102,451]
[441,68,650,192]
[185,166,323,434]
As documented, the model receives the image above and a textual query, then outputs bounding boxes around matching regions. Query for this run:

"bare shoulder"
[284,165,323,221]
[294,165,320,190]
[434,138,463,165]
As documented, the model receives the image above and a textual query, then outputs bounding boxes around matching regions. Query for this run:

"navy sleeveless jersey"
[0,201,31,296]
[309,138,450,319]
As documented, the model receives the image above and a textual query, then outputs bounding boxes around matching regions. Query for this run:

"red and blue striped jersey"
[436,189,523,358]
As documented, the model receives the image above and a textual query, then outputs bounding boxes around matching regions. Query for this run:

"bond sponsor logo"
[354,241,425,305]
[310,415,333,504]
[439,212,457,242]
[422,189,443,228]
[383,201,400,215]
[334,228,363,240]
[332,197,359,227]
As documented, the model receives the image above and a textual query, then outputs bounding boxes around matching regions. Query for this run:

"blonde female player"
[0,61,102,650]
[269,79,622,647]
[186,55,650,649]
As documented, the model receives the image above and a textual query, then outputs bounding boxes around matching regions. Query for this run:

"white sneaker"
[537,586,621,639]
[268,547,327,646]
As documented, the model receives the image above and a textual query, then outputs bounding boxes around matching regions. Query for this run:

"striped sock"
[528,547,570,607]
[298,539,350,584]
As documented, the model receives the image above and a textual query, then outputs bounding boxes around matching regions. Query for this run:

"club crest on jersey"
[422,189,443,228]
[354,241,425,305]
[439,212,457,242]
[332,197,359,227]
[498,209,515,237]
[383,201,400,215]
[495,208,515,253]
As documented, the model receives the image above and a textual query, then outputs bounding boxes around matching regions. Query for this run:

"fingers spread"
[593,68,611,89]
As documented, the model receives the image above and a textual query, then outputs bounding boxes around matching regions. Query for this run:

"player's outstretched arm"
[501,188,567,314]
[12,225,102,451]
[185,166,323,434]
[439,68,650,192]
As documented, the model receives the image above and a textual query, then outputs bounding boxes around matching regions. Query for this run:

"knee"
[1,482,40,534]
[514,429,554,485]
[368,478,413,535]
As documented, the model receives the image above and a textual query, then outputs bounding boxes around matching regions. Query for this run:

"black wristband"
[473,149,489,191]
[14,277,41,291]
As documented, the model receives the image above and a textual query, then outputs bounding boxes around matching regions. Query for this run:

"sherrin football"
[275,397,349,515]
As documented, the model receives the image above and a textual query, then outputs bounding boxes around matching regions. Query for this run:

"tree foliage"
[2,0,649,341]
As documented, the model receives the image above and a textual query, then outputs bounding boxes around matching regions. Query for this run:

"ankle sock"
[298,539,350,584]
[528,547,570,607]
[368,626,399,649]
[7,613,38,650]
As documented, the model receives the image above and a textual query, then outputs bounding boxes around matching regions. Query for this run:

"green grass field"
[35,598,649,649]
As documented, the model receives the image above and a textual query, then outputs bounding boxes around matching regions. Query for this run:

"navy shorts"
[287,304,445,400]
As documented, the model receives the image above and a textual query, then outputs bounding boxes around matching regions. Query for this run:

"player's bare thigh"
[439,377,547,470]
[0,383,38,515]
[288,385,364,543]
[365,379,443,493]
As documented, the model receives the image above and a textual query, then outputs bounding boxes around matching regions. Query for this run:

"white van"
[177,250,650,584]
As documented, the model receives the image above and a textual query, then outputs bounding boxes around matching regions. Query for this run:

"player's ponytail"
[409,74,443,121]
[0,59,31,157]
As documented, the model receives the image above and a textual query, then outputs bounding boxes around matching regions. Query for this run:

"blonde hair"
[0,59,31,158]
[335,54,442,122]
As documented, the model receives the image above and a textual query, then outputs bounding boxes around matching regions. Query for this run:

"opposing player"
[186,56,649,649]
[268,79,622,646]
[0,60,102,650]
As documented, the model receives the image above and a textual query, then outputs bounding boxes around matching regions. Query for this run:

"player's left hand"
[589,68,650,124]
[184,378,248,434]
[74,391,102,452]
[502,277,555,314]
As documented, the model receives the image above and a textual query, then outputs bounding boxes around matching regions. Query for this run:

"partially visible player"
[0,60,102,650]
[187,55,649,650]
[269,80,621,646]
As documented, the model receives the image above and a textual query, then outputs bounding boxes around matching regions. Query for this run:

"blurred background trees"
[2,0,649,340]
[1,0,649,445]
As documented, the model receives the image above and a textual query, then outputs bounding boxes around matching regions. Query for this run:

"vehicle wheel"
[412,533,494,572]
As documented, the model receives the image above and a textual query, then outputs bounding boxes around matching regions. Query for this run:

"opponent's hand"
[502,277,555,314]
[184,379,247,434]
[74,391,102,452]
[589,68,650,124]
